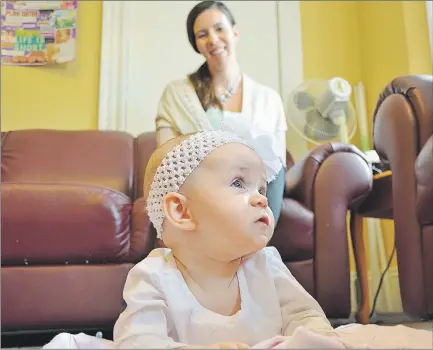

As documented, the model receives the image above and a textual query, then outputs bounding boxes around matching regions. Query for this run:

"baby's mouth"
[256,215,270,226]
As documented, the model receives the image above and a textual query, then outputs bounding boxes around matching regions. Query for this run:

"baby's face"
[183,143,274,261]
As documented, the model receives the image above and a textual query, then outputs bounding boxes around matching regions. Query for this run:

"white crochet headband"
[147,130,249,238]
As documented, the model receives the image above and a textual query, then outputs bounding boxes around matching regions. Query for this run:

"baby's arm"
[114,260,249,349]
[113,262,186,349]
[267,247,335,336]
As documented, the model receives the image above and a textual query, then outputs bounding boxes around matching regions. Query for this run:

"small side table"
[350,170,393,324]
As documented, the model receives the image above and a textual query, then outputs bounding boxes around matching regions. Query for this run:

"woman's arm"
[156,123,180,146]
[275,130,287,169]
[273,93,288,168]
[155,83,182,146]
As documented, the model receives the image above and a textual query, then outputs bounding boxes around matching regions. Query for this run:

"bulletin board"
[1,1,77,66]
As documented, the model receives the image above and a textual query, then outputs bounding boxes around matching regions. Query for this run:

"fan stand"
[335,115,349,144]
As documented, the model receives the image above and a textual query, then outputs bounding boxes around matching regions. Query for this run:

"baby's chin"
[239,237,271,259]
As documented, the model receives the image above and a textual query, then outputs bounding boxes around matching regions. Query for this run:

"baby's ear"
[162,192,196,232]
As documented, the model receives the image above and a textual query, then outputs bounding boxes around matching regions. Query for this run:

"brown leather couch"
[372,75,433,320]
[1,129,372,335]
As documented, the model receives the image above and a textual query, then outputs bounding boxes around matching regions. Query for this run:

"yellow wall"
[358,0,432,127]
[301,1,362,148]
[1,1,102,131]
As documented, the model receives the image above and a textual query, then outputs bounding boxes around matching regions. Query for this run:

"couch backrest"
[1,129,295,261]
[133,132,157,199]
[1,130,135,198]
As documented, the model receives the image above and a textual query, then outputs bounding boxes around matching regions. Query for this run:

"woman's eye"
[231,179,244,189]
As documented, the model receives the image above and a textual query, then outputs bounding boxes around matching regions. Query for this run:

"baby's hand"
[207,342,250,349]
[272,327,350,349]
[252,336,289,349]
[182,343,249,349]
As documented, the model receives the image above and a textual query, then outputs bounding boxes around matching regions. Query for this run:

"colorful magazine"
[1,0,77,65]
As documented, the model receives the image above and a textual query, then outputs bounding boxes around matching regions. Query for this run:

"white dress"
[112,247,333,348]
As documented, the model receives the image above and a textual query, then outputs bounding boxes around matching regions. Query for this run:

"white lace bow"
[221,118,283,182]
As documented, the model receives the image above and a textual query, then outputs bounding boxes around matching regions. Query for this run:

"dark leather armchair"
[372,75,433,319]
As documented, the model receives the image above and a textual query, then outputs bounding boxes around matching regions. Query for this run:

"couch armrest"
[129,197,157,261]
[416,135,433,225]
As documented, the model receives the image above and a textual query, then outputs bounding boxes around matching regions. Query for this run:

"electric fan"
[286,77,357,145]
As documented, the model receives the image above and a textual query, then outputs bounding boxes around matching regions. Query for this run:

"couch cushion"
[270,198,314,261]
[1,183,132,265]
[1,264,132,332]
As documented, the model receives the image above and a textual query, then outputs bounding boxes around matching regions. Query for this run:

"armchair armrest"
[416,135,433,225]
[285,143,372,210]
[373,75,433,157]
[284,142,373,318]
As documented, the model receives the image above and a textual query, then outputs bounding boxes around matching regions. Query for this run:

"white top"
[113,247,334,349]
[156,74,288,173]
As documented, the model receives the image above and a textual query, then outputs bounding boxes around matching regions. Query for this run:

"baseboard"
[350,267,403,313]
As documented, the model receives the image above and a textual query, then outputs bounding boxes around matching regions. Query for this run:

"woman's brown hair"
[186,1,236,111]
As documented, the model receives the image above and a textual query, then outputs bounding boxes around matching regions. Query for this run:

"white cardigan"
[155,74,288,177]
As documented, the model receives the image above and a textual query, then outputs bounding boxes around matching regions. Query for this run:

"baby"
[113,130,340,349]
[43,130,432,349]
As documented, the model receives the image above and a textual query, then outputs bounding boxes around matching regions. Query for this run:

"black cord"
[368,244,396,319]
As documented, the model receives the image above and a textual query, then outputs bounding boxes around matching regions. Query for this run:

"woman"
[155,0,287,224]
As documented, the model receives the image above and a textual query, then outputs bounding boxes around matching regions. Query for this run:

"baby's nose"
[250,193,268,208]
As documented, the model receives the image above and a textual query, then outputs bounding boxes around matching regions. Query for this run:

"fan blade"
[304,109,340,141]
[293,91,315,110]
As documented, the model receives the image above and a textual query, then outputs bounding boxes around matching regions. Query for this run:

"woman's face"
[193,8,238,68]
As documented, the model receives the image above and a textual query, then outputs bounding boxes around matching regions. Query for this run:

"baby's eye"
[259,187,267,196]
[231,179,244,189]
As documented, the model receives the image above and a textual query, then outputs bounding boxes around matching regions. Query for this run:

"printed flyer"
[1,0,77,65]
